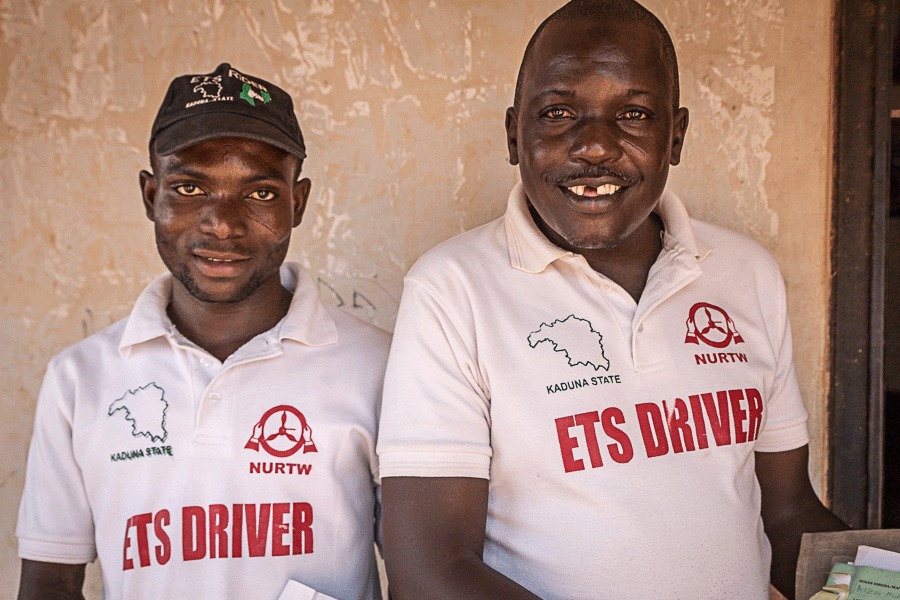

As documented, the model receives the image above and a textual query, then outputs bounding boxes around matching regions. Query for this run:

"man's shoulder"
[324,304,392,356]
[690,217,781,270]
[406,216,507,281]
[47,316,131,372]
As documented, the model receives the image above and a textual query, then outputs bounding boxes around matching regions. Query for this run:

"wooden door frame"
[829,0,892,529]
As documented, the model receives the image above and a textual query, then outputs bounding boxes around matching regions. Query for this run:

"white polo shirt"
[18,263,390,600]
[377,183,809,600]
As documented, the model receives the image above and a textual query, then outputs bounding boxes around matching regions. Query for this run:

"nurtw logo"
[684,302,744,348]
[244,405,317,458]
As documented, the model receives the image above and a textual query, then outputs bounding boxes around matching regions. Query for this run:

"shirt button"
[209,393,221,403]
[601,284,612,293]
[638,324,644,332]
[201,358,211,367]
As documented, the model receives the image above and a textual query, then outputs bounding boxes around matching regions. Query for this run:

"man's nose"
[199,195,248,239]
[568,117,623,163]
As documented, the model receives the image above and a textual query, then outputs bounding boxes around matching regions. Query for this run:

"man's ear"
[669,107,690,166]
[139,170,157,221]
[292,177,312,228]
[505,107,520,166]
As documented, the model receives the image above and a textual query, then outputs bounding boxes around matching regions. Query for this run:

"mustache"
[551,167,638,187]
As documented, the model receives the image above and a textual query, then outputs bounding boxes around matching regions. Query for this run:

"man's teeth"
[568,184,620,196]
[205,257,234,262]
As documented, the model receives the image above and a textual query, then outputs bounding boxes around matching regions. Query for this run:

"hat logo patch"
[185,74,233,108]
[191,75,223,99]
[240,83,271,106]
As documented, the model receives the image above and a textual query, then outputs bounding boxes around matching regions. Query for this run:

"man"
[17,63,390,600]
[376,2,846,599]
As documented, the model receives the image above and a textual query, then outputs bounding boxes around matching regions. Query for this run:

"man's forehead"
[154,137,298,174]
[522,17,670,93]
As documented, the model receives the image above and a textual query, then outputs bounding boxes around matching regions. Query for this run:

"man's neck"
[580,213,664,303]
[166,276,293,363]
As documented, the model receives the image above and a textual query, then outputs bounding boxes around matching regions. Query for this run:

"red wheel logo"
[244,405,317,457]
[684,302,744,348]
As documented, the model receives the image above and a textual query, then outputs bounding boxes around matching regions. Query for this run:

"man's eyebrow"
[533,88,658,101]
[163,165,206,179]
[533,88,576,100]
[163,166,290,182]
[245,170,291,183]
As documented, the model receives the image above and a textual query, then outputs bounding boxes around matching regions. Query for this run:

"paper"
[277,580,341,600]
[846,565,900,599]
[856,546,900,572]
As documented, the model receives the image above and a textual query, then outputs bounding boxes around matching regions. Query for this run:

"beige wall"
[0,0,834,595]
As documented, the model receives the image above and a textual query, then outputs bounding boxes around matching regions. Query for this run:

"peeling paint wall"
[0,0,834,595]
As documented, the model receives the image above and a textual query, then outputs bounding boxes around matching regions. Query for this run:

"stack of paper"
[810,545,900,600]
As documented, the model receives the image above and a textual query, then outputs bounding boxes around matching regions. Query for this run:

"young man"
[17,63,390,600]
[377,2,846,599]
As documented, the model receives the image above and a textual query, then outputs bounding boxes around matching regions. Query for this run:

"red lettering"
[131,513,153,568]
[636,403,668,458]
[209,504,229,559]
[718,352,728,363]
[688,395,709,450]
[246,504,271,557]
[746,388,763,440]
[729,389,748,443]
[250,463,261,474]
[702,392,732,446]
[601,407,633,463]
[182,506,207,561]
[232,504,243,558]
[272,503,291,556]
[664,398,695,453]
[154,510,171,565]
[292,502,314,555]
[123,518,134,571]
[555,415,584,473]
[275,463,286,474]
[574,411,603,468]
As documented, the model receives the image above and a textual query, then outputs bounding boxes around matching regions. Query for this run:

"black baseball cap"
[149,63,306,159]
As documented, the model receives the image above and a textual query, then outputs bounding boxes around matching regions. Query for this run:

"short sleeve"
[753,268,810,452]
[377,277,492,479]
[17,358,97,564]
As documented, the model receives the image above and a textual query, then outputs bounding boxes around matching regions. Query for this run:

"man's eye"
[174,184,204,196]
[621,109,649,120]
[249,190,275,201]
[544,107,574,119]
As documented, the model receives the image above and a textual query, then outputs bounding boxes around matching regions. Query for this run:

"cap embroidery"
[240,83,271,106]
[190,75,223,99]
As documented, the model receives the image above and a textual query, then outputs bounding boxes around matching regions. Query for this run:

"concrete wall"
[0,0,834,595]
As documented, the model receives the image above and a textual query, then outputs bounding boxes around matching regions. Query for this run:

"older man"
[17,63,389,600]
[377,2,845,599]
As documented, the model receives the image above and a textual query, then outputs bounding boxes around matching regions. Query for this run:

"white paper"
[277,580,341,600]
[854,544,900,571]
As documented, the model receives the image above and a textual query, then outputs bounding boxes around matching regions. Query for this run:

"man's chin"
[174,273,262,305]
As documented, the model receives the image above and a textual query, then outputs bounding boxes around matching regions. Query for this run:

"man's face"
[506,17,688,254]
[140,138,309,304]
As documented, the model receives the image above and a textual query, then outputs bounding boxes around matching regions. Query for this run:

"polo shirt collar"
[119,262,337,355]
[504,182,711,273]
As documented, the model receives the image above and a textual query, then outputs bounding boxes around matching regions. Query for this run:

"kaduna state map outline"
[108,382,169,443]
[527,315,610,371]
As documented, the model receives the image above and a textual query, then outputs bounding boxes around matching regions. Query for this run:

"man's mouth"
[193,249,251,264]
[566,184,621,197]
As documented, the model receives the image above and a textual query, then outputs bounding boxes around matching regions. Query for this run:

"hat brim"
[152,112,306,160]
